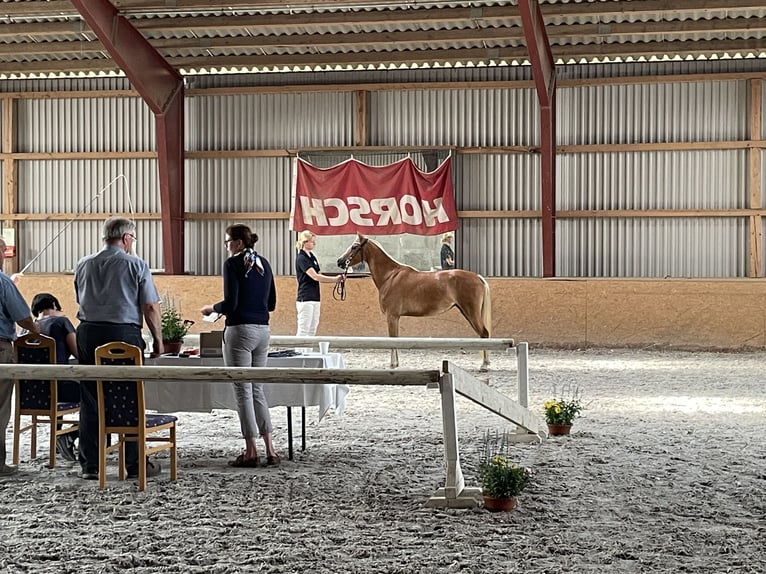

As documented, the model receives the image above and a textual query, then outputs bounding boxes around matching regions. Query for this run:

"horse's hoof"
[479,364,490,372]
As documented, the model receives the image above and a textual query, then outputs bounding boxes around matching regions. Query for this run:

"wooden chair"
[95,342,178,491]
[12,333,79,469]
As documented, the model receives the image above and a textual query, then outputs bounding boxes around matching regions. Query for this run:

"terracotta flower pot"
[547,423,573,436]
[483,495,517,512]
[163,341,183,355]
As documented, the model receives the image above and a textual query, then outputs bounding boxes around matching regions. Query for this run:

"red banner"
[290,156,457,236]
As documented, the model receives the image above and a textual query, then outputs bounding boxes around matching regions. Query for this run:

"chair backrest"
[94,342,144,428]
[14,333,57,410]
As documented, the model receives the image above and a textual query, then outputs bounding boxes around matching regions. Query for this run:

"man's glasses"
[223,239,233,245]
[126,233,137,241]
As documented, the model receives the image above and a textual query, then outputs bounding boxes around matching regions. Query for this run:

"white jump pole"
[184,334,515,352]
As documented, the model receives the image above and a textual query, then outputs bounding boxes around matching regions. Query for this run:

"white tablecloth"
[144,352,347,422]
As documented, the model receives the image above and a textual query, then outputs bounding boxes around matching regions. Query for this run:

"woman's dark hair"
[31,293,62,316]
[226,224,258,249]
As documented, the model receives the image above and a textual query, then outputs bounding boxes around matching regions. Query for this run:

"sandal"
[228,454,260,468]
[266,454,281,466]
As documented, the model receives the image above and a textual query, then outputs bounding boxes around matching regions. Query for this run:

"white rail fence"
[2,337,544,508]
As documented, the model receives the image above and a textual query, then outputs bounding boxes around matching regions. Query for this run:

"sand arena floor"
[1,347,764,573]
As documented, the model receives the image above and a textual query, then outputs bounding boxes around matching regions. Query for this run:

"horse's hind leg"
[456,304,490,371]
[386,315,400,369]
[479,349,490,372]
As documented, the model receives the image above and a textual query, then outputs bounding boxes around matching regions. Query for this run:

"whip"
[17,174,132,274]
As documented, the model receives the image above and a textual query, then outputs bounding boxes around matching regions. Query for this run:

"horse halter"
[333,238,368,301]
[340,238,367,270]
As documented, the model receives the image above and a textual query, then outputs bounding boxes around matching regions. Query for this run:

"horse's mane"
[365,237,419,272]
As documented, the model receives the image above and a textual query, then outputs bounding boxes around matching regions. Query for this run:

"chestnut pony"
[337,234,492,370]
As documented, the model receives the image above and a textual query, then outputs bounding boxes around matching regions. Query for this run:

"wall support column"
[354,90,370,147]
[519,0,557,277]
[749,79,763,278]
[71,0,185,274]
[1,96,18,274]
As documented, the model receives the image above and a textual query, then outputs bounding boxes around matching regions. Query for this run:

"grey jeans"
[223,324,272,438]
[0,341,15,466]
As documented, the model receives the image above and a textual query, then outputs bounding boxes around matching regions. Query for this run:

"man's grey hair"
[103,216,136,241]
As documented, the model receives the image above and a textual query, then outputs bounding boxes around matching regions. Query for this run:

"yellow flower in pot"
[543,386,583,436]
[479,430,531,512]
[161,295,194,355]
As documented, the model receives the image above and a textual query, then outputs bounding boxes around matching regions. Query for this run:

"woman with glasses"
[201,224,281,467]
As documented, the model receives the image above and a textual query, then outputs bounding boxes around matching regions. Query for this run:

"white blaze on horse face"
[346,242,360,266]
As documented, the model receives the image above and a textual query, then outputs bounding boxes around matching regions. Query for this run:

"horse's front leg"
[480,347,490,372]
[386,315,400,369]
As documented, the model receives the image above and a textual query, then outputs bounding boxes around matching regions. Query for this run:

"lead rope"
[332,269,348,301]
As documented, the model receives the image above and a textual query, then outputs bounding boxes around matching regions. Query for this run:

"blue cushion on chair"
[18,379,52,409]
[99,354,176,429]
[102,381,140,426]
[146,414,178,427]
[55,401,80,411]
[17,346,58,410]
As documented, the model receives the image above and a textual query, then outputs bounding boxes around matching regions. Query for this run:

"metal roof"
[0,0,765,78]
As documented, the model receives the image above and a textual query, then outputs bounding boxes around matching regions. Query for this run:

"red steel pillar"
[71,0,185,274]
[519,0,557,277]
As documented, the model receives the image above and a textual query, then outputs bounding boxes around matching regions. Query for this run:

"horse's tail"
[479,274,491,338]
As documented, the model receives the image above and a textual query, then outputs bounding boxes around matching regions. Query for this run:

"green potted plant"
[161,295,194,354]
[543,386,583,436]
[479,430,531,511]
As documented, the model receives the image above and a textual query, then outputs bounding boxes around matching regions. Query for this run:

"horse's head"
[337,234,368,270]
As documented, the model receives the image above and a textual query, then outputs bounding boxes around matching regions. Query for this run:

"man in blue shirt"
[74,217,164,481]
[0,237,40,477]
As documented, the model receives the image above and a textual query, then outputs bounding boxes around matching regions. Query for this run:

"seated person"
[31,292,80,461]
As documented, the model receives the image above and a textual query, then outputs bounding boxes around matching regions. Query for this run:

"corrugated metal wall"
[558,81,748,144]
[186,157,293,275]
[558,218,747,277]
[186,218,292,277]
[17,97,155,153]
[371,88,539,147]
[15,159,162,273]
[3,63,766,278]
[558,151,747,211]
[186,92,354,150]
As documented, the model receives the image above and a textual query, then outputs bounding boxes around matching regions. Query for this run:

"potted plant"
[479,430,531,511]
[543,387,583,436]
[161,295,194,354]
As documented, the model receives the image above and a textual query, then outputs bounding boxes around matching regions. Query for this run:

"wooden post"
[2,95,18,274]
[749,79,763,277]
[354,90,369,147]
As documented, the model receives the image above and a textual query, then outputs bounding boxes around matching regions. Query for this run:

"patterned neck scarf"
[243,247,264,277]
